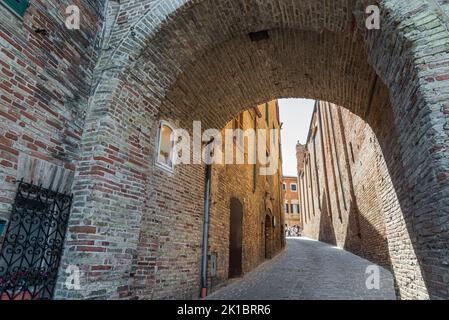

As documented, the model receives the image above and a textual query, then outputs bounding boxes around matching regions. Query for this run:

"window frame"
[293,204,300,214]
[290,183,297,192]
[155,120,175,172]
[1,0,29,19]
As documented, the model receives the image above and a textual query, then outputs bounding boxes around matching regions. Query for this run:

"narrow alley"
[208,238,396,300]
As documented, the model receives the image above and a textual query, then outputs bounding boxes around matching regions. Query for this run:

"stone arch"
[58,0,449,300]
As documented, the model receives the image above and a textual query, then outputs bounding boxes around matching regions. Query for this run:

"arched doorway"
[265,213,272,259]
[229,198,243,278]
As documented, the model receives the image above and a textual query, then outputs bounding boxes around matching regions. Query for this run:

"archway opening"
[140,24,425,298]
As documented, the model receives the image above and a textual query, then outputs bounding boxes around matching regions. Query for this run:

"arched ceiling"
[114,0,378,129]
[159,28,377,130]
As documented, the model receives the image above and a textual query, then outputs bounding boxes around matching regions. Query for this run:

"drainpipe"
[201,164,212,298]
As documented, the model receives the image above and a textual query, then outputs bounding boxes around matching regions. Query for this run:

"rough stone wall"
[0,1,103,246]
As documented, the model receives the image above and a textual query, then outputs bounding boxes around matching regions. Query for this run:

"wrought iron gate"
[0,181,72,300]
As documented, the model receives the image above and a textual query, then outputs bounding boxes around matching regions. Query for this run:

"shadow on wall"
[318,191,336,246]
[344,200,393,272]
[315,195,397,295]
[312,190,394,274]
[343,199,362,258]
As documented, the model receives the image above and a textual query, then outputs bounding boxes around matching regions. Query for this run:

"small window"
[156,121,175,171]
[293,204,300,214]
[284,203,289,214]
[1,0,29,18]
[291,183,297,192]
[282,183,286,190]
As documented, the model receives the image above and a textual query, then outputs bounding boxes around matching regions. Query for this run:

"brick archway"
[57,0,449,300]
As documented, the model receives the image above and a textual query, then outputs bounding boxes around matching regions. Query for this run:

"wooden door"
[229,198,243,278]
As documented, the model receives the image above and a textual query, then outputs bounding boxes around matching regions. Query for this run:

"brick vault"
[0,0,448,300]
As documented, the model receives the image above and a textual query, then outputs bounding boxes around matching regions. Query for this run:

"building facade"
[282,176,302,233]
[207,100,285,293]
[297,100,393,271]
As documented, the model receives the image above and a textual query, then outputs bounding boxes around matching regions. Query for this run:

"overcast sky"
[278,98,315,176]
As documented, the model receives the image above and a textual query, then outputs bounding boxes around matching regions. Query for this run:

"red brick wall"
[300,94,395,270]
[0,1,103,247]
[208,101,284,292]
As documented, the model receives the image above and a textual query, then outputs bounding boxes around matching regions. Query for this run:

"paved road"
[208,237,396,300]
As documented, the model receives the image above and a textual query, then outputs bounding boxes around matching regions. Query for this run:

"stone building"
[282,176,302,232]
[0,0,448,300]
[297,100,395,272]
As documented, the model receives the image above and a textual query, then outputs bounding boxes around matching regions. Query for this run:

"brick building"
[207,99,285,293]
[297,100,395,271]
[282,176,302,232]
[0,0,448,300]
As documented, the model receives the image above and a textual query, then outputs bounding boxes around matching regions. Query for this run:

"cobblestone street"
[208,238,396,300]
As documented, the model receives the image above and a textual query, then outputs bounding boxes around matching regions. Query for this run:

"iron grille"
[0,180,72,300]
